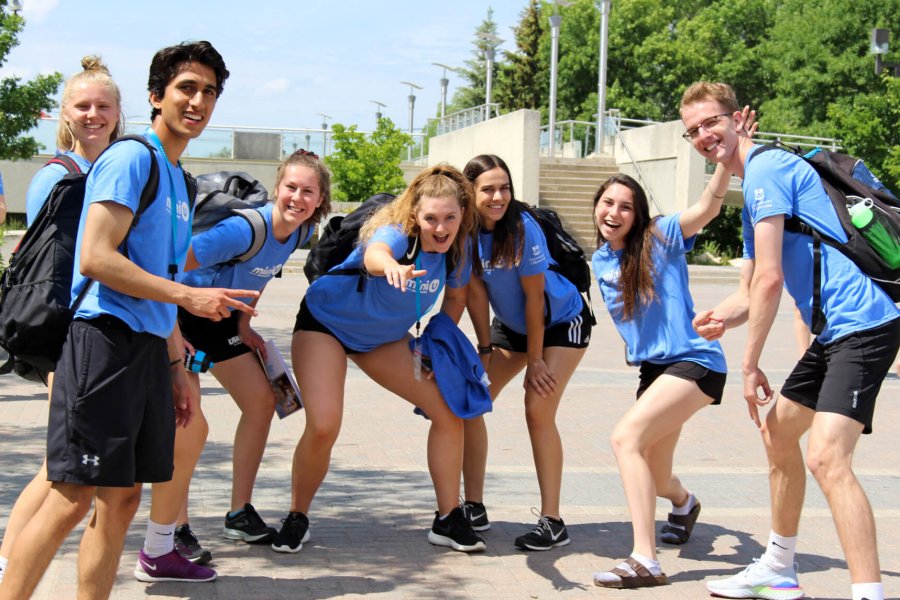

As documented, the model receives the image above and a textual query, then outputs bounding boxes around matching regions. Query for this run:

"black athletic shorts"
[46,315,175,487]
[636,360,727,405]
[293,298,360,355]
[178,308,250,363]
[781,318,900,434]
[490,296,592,353]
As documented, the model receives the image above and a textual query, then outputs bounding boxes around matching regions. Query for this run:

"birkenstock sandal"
[660,501,701,545]
[593,556,669,589]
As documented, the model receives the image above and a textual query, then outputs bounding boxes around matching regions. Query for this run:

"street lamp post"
[595,0,611,154]
[316,113,331,157]
[872,28,900,76]
[9,0,23,14]
[432,62,458,121]
[548,14,562,157]
[401,81,423,161]
[370,100,387,128]
[477,32,503,119]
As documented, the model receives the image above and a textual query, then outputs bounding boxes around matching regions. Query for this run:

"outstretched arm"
[693,258,753,341]
[363,242,426,291]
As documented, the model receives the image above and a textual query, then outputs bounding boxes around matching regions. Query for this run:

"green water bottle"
[848,199,900,269]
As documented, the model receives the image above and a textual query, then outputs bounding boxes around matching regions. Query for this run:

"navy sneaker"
[223,503,277,544]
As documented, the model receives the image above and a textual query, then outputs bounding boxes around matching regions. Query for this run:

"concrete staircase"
[537,156,619,253]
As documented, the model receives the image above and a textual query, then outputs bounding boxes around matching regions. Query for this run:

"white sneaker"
[705,558,804,599]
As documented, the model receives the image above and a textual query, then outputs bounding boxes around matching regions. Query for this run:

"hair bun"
[81,55,111,76]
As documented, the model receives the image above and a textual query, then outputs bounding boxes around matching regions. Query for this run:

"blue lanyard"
[145,129,191,279]
[414,254,422,338]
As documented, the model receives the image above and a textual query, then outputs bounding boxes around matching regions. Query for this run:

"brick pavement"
[1,267,898,599]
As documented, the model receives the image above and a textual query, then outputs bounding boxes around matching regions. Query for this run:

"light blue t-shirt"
[742,144,899,343]
[0,170,4,195]
[592,214,727,372]
[305,225,471,352]
[71,132,193,338]
[25,151,92,226]
[478,212,583,334]
[182,203,312,304]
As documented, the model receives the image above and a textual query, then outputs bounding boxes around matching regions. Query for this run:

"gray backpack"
[193,171,310,265]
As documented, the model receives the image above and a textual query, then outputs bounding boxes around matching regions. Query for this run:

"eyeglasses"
[682,113,731,142]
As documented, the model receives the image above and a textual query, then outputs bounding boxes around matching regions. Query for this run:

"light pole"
[432,62,458,121]
[477,32,503,118]
[370,100,387,128]
[401,81,422,160]
[9,0,23,14]
[548,0,571,157]
[872,28,900,76]
[595,0,611,154]
[316,112,331,157]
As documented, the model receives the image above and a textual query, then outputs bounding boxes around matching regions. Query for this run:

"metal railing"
[603,114,664,215]
[26,117,427,162]
[435,103,501,135]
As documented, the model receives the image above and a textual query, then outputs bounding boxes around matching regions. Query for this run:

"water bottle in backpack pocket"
[848,198,900,269]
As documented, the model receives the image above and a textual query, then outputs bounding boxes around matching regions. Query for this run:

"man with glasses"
[681,81,899,600]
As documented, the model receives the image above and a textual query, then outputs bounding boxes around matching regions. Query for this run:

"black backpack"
[0,135,189,384]
[750,143,900,334]
[519,201,596,325]
[193,171,311,269]
[303,192,410,284]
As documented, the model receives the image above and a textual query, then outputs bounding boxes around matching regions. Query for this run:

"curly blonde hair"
[57,56,124,152]
[360,164,478,276]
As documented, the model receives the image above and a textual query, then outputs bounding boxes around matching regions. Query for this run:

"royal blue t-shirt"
[592,214,727,372]
[742,145,899,343]
[71,132,193,338]
[25,151,92,226]
[182,203,312,305]
[478,212,583,333]
[305,225,471,352]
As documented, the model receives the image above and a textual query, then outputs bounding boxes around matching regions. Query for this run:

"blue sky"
[2,0,524,133]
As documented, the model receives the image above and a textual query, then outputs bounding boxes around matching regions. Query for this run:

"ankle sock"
[670,492,696,516]
[143,518,176,558]
[227,507,245,519]
[762,530,797,571]
[631,552,662,576]
[852,582,883,600]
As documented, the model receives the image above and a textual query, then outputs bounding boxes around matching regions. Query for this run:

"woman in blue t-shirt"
[461,154,592,551]
[0,56,123,583]
[274,165,486,555]
[590,165,734,588]
[136,150,329,567]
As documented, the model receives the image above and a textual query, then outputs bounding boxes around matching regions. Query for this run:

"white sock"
[631,552,663,576]
[762,530,797,571]
[143,518,176,558]
[852,582,883,600]
[671,492,696,516]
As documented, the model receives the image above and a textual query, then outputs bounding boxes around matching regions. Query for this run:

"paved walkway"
[1,269,898,599]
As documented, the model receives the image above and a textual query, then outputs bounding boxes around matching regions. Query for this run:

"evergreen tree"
[495,0,545,113]
[0,1,63,159]
[446,7,504,114]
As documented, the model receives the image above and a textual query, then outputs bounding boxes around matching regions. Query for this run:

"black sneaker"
[515,514,570,551]
[223,503,277,544]
[462,500,491,532]
[271,511,311,554]
[174,523,212,565]
[427,506,486,552]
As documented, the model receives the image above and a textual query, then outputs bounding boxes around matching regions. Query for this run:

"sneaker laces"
[242,505,265,527]
[176,526,200,546]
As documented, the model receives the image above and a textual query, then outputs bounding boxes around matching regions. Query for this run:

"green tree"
[447,7,502,114]
[325,118,411,202]
[0,2,63,159]
[495,0,545,112]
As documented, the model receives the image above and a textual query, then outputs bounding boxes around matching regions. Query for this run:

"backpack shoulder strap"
[46,154,82,175]
[229,208,268,264]
[98,134,161,224]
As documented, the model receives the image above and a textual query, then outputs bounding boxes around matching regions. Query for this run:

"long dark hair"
[592,174,660,321]
[463,154,525,268]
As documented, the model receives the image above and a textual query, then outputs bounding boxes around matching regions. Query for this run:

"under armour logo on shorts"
[81,454,100,466]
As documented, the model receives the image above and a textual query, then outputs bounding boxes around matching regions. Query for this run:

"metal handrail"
[604,116,664,215]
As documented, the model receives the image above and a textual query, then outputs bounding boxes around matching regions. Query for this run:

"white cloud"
[262,77,290,94]
[22,0,60,24]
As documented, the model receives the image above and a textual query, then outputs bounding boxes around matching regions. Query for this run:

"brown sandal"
[660,501,701,545]
[593,556,669,589]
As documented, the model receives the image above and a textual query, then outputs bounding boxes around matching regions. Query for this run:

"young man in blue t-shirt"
[682,81,900,600]
[0,42,260,600]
